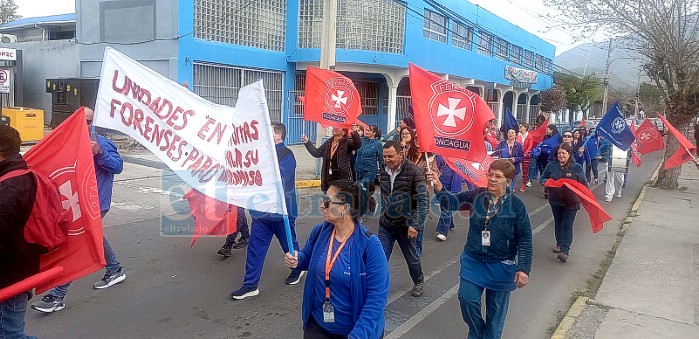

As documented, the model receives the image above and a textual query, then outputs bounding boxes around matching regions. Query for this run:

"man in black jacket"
[0,125,40,338]
[378,141,428,297]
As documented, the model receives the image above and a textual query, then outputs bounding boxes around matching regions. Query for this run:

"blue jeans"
[586,159,599,182]
[550,205,578,255]
[458,278,511,339]
[0,292,38,339]
[527,157,538,181]
[224,207,250,246]
[49,235,121,299]
[242,218,301,288]
[435,204,454,237]
[378,223,424,285]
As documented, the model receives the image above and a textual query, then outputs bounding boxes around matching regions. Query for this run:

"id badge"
[329,168,333,175]
[481,230,491,247]
[323,301,335,323]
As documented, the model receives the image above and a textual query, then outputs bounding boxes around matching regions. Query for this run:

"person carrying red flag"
[32,107,126,313]
[0,125,41,339]
[539,143,588,263]
[656,114,697,169]
[302,127,362,193]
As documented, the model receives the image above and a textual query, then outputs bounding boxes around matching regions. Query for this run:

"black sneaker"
[31,295,65,313]
[232,237,249,250]
[411,282,425,297]
[284,270,305,285]
[230,286,259,300]
[217,244,233,257]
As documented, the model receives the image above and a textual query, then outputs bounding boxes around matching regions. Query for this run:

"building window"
[535,54,544,71]
[510,45,522,65]
[299,0,405,54]
[194,0,286,52]
[523,50,534,68]
[543,58,552,74]
[494,38,508,60]
[355,80,379,115]
[477,32,492,56]
[193,63,284,122]
[423,9,447,43]
[452,22,472,50]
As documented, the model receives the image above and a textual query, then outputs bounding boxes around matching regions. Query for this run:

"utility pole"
[602,38,612,117]
[312,0,338,177]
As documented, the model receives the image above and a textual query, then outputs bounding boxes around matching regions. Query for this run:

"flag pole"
[425,152,434,186]
[283,215,295,256]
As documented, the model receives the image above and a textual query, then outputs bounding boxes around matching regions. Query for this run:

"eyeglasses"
[321,196,345,209]
[563,135,573,138]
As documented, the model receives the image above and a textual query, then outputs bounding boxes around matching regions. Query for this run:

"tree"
[555,72,603,119]
[638,82,665,113]
[0,0,20,25]
[539,85,567,115]
[544,0,699,189]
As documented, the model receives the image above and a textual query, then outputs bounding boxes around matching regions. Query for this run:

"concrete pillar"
[386,84,398,131]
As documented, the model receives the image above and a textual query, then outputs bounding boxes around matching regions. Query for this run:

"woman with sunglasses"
[426,159,532,339]
[285,180,389,339]
[539,143,588,263]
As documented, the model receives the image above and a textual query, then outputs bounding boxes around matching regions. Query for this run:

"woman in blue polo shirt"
[285,180,389,339]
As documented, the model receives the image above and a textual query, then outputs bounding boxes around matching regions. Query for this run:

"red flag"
[182,189,237,247]
[528,117,549,147]
[629,121,641,167]
[0,267,63,302]
[445,155,495,188]
[409,63,495,161]
[8,107,105,295]
[656,114,697,169]
[634,119,665,155]
[484,132,499,150]
[581,117,586,128]
[544,178,611,233]
[303,66,362,128]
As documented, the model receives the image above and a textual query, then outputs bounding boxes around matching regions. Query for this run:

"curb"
[550,161,662,338]
[295,179,321,189]
[550,296,589,339]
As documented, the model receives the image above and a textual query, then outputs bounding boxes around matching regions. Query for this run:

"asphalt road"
[24,152,662,338]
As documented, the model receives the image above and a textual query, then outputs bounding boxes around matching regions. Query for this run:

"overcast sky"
[13,0,600,56]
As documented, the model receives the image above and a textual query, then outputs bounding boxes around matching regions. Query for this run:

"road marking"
[386,202,551,306]
[533,217,553,235]
[385,284,460,339]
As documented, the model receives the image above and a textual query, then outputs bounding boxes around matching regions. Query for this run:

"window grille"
[355,80,379,115]
[423,9,447,43]
[523,50,534,69]
[543,58,552,74]
[194,0,286,52]
[494,38,508,60]
[510,45,522,65]
[452,22,472,50]
[299,0,405,54]
[535,54,544,71]
[477,32,492,56]
[193,62,284,122]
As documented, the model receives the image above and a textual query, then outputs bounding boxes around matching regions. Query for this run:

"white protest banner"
[93,47,286,215]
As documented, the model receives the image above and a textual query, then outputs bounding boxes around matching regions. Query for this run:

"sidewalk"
[557,161,699,338]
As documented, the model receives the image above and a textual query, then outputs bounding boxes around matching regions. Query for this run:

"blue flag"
[500,107,519,135]
[596,102,636,151]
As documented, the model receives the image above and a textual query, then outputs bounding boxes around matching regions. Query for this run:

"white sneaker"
[616,192,622,198]
[436,234,447,241]
[604,196,612,202]
[526,181,532,187]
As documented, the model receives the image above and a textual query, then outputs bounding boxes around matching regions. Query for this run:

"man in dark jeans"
[216,206,250,257]
[378,141,428,297]
[0,125,40,338]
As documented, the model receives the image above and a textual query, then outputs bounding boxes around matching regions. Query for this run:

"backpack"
[0,169,70,253]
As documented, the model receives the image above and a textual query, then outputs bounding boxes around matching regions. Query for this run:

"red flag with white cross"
[656,113,697,169]
[1,107,105,297]
[303,66,362,128]
[409,63,495,161]
[634,119,665,155]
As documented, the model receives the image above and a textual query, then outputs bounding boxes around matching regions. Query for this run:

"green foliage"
[638,82,664,113]
[555,72,603,113]
[0,0,20,25]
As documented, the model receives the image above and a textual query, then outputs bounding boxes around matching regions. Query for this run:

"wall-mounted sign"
[0,69,11,94]
[505,65,538,87]
[0,48,16,61]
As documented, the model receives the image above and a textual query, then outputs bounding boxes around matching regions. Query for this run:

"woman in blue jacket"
[354,125,384,184]
[285,180,389,339]
[427,159,532,339]
[496,128,524,191]
[540,143,588,263]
